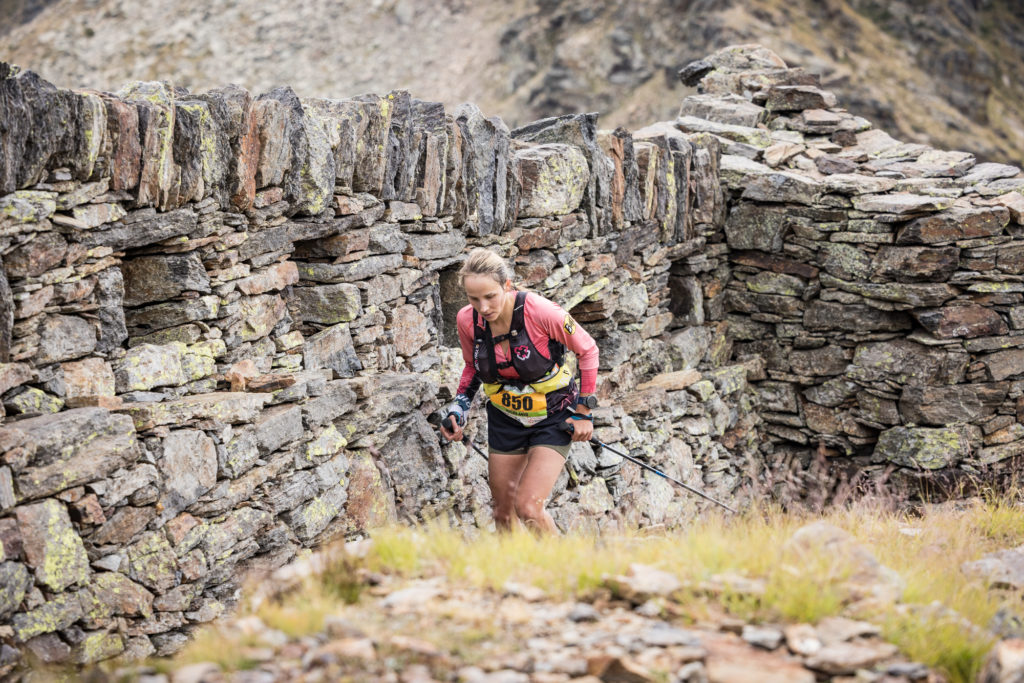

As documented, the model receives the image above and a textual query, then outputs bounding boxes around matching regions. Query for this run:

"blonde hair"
[459,248,515,288]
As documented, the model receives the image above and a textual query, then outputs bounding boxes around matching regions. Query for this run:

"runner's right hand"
[440,414,464,441]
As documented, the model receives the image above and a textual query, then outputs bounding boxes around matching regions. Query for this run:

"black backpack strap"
[476,307,502,381]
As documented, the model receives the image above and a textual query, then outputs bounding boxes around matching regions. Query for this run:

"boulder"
[11,590,87,642]
[304,324,361,379]
[725,204,792,252]
[457,103,511,234]
[874,425,973,469]
[848,340,968,386]
[4,232,67,278]
[0,561,31,619]
[156,430,218,522]
[61,357,116,400]
[372,415,448,520]
[962,546,1024,590]
[35,315,96,364]
[896,206,1009,244]
[113,343,185,392]
[514,143,589,217]
[784,521,903,603]
[678,93,765,127]
[390,304,431,357]
[119,82,179,210]
[870,246,960,283]
[3,408,139,500]
[513,112,613,236]
[899,384,1007,425]
[764,85,837,111]
[15,499,90,591]
[288,284,361,325]
[912,305,1008,339]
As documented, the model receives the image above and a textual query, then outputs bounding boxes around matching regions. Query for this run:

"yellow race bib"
[483,365,573,426]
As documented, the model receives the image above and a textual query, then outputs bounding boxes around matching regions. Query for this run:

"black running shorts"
[486,401,573,458]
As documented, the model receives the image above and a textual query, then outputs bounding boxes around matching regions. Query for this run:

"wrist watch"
[577,394,598,409]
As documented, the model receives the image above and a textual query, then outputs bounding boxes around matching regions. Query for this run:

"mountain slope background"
[1,0,1022,166]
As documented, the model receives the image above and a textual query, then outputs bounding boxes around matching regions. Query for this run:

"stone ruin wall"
[0,58,760,667]
[3,42,1024,669]
[676,46,1024,502]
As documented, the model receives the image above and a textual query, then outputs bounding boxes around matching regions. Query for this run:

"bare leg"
[488,452,529,531]
[513,446,566,535]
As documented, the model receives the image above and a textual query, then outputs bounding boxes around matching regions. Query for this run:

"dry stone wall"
[677,46,1024,501]
[0,61,761,666]
[4,42,1021,669]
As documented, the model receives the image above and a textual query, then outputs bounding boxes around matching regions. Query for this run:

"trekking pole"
[427,409,489,461]
[560,422,737,514]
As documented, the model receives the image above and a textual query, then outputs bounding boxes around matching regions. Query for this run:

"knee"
[514,492,546,523]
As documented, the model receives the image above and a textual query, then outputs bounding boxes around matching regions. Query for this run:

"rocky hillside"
[2,0,1022,166]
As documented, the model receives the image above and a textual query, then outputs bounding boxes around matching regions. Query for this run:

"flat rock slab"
[636,369,701,392]
[815,277,957,308]
[117,392,268,431]
[156,430,217,523]
[604,563,682,602]
[805,641,899,675]
[814,616,880,644]
[823,174,899,195]
[848,339,968,386]
[113,343,186,393]
[851,193,954,215]
[675,116,771,147]
[704,634,815,683]
[288,283,361,325]
[678,94,766,128]
[740,170,822,205]
[0,408,139,501]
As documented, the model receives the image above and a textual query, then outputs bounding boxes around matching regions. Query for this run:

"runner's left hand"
[565,416,593,442]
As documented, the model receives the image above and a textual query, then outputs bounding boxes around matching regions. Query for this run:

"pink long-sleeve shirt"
[456,291,598,396]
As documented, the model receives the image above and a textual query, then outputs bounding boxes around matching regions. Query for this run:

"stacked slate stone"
[0,61,759,667]
[678,45,1024,495]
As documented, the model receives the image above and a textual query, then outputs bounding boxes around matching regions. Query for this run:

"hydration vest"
[472,291,576,425]
[473,292,563,384]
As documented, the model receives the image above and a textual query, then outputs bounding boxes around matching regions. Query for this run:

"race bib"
[485,384,548,426]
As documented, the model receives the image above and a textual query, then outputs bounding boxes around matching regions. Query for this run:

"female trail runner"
[440,248,600,534]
